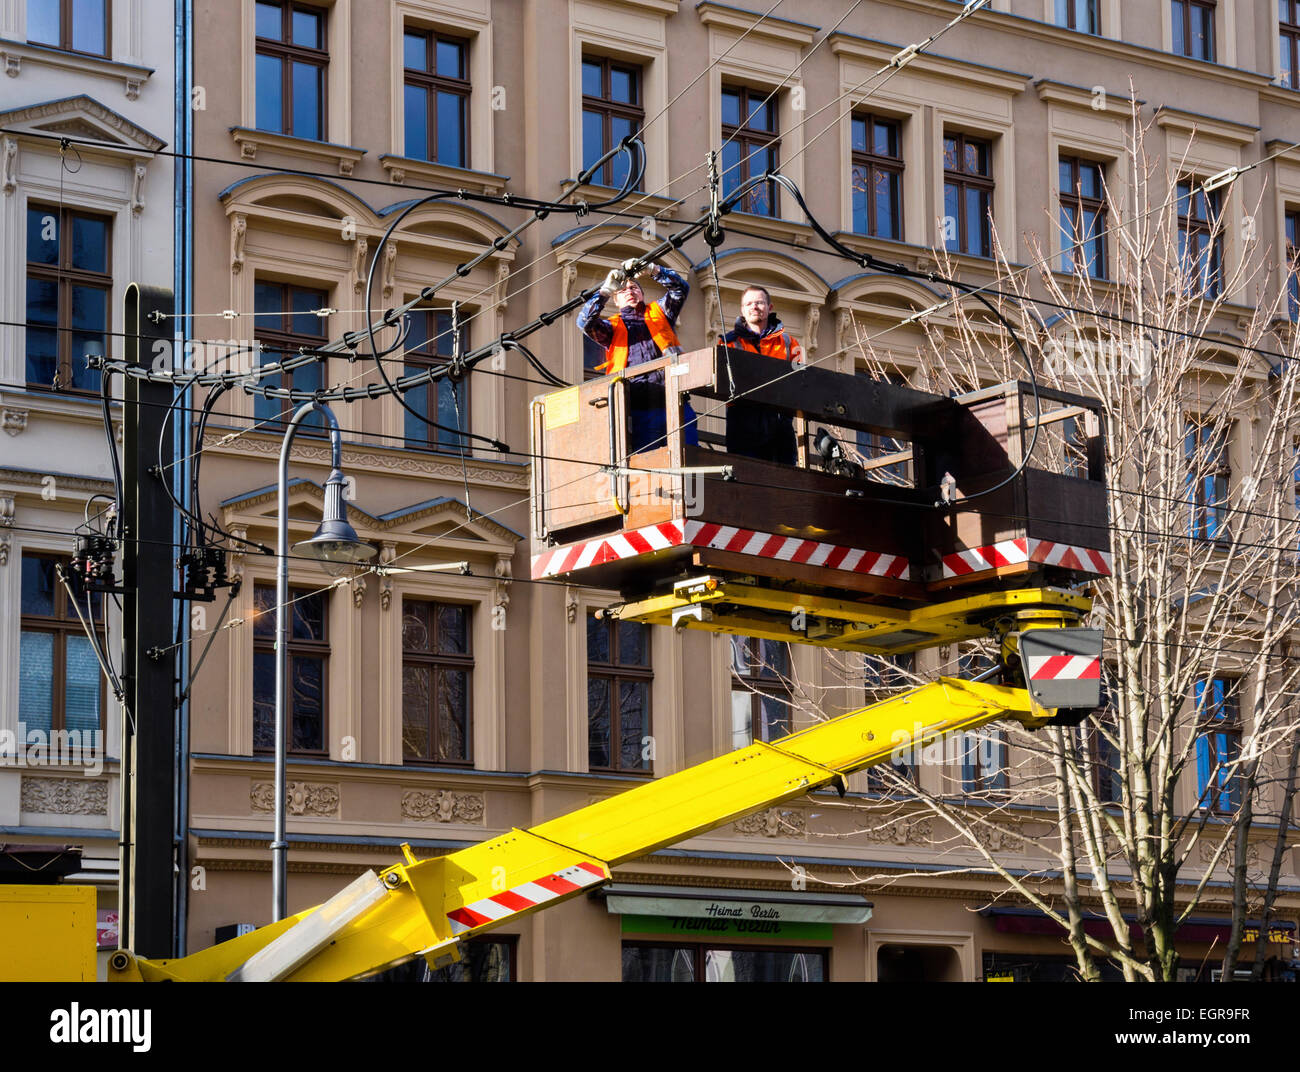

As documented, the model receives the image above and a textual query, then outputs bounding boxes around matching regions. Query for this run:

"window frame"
[587,613,653,774]
[1058,155,1109,280]
[1286,208,1299,321]
[1195,675,1242,814]
[252,280,330,435]
[19,552,107,735]
[25,202,112,396]
[252,583,330,758]
[730,635,793,748]
[1185,415,1231,541]
[720,83,781,218]
[581,55,645,190]
[403,26,471,168]
[850,112,904,241]
[621,941,829,983]
[1054,0,1099,34]
[400,598,475,767]
[1176,179,1223,298]
[943,131,994,258]
[403,306,472,454]
[255,0,329,141]
[1284,1,1300,87]
[1171,0,1216,62]
[26,0,110,58]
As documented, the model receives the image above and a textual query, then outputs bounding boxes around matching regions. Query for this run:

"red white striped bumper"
[940,537,1111,580]
[446,861,607,935]
[532,520,911,581]
[1026,653,1101,681]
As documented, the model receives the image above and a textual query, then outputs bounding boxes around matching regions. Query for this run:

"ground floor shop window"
[622,943,826,982]
[368,937,515,981]
[982,951,1123,982]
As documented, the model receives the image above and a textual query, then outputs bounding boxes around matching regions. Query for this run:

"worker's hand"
[599,268,626,296]
[621,258,650,279]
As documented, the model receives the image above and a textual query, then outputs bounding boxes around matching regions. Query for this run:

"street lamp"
[273,401,376,921]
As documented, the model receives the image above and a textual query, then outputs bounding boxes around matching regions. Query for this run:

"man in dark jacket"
[723,285,804,464]
[578,263,699,454]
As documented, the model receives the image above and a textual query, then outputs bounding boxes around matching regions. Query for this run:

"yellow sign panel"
[544,387,580,430]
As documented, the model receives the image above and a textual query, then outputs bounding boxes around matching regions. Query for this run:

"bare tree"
[814,113,1300,982]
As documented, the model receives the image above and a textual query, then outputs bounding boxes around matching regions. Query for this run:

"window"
[1176,180,1222,297]
[252,281,328,433]
[730,636,792,748]
[26,0,108,57]
[255,0,327,140]
[1172,0,1215,61]
[1089,672,1122,803]
[19,554,104,736]
[401,601,472,764]
[252,584,328,755]
[1284,1,1300,87]
[404,309,471,453]
[1054,0,1098,33]
[1286,209,1299,320]
[1195,676,1241,813]
[961,728,1008,794]
[404,28,469,167]
[582,57,643,190]
[850,113,903,240]
[587,613,652,772]
[371,937,515,981]
[1185,417,1230,540]
[721,85,779,218]
[25,204,110,394]
[622,943,826,982]
[943,133,993,258]
[956,648,1006,793]
[1059,156,1108,279]
[864,652,916,790]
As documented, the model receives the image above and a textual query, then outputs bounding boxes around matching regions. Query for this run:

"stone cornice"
[0,40,154,101]
[828,32,1031,94]
[0,466,113,495]
[1154,106,1260,146]
[695,1,818,47]
[565,183,681,222]
[1035,79,1144,112]
[200,428,530,489]
[379,154,508,196]
[0,92,165,152]
[230,127,366,177]
[853,1,1275,94]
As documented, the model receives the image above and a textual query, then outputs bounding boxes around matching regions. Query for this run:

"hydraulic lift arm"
[109,647,1095,982]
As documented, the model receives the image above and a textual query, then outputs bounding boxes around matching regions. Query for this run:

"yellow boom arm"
[110,676,1063,982]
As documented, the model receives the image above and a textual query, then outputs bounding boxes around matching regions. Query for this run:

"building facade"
[0,0,176,969]
[10,0,1292,979]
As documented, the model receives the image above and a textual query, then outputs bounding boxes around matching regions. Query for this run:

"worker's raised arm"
[577,268,626,347]
[650,264,689,324]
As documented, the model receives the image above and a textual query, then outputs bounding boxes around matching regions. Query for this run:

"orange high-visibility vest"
[598,303,680,374]
[732,331,802,363]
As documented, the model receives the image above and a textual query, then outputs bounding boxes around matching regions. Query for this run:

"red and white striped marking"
[446,860,607,935]
[940,538,1111,580]
[1025,653,1101,682]
[533,520,911,581]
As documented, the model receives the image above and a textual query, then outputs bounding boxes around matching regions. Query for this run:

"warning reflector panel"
[1019,628,1103,711]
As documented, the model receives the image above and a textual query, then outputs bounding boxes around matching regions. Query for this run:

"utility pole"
[120,283,178,957]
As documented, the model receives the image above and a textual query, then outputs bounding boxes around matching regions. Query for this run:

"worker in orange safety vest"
[723,285,804,465]
[578,262,699,454]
